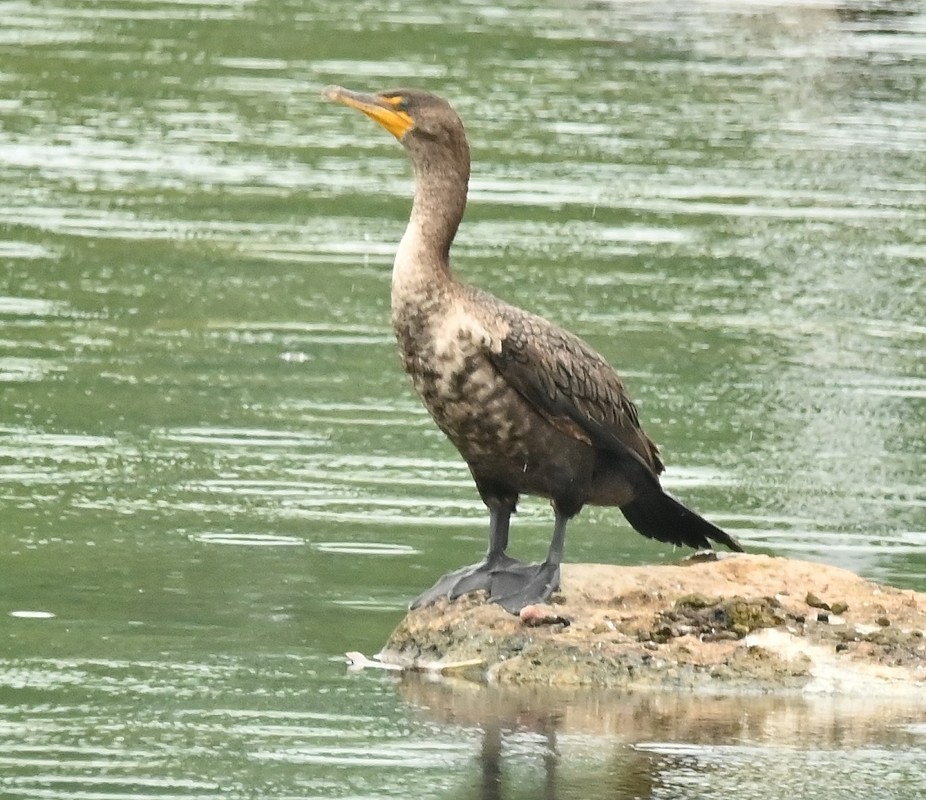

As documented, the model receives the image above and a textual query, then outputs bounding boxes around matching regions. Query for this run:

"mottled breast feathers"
[476,291,666,477]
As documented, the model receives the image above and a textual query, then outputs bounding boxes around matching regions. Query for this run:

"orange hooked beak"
[322,85,414,140]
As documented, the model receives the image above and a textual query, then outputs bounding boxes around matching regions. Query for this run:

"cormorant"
[323,86,743,613]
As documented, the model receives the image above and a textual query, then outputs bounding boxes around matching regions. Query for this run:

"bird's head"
[323,86,469,175]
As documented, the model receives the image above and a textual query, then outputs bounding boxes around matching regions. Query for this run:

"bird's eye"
[385,95,410,112]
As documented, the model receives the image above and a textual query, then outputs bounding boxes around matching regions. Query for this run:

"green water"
[2,0,925,797]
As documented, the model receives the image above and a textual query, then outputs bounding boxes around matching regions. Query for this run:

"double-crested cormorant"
[324,86,743,613]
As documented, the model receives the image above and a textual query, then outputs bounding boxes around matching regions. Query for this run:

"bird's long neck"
[392,143,470,302]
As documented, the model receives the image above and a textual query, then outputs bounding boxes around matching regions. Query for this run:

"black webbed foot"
[410,557,561,615]
[412,506,569,614]
[489,561,561,614]
[409,553,529,610]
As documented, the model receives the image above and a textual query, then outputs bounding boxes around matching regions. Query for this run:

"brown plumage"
[324,86,743,613]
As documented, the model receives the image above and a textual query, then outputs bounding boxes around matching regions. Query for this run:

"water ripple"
[312,542,418,556]
[189,533,306,547]
[159,427,327,448]
[0,296,67,317]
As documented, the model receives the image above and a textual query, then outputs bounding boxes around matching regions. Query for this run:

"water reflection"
[399,677,926,800]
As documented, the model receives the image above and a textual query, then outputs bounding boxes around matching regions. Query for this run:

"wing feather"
[486,307,665,476]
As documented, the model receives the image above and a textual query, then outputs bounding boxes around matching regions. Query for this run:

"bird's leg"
[485,503,513,562]
[410,501,529,609]
[489,509,567,614]
[444,506,526,598]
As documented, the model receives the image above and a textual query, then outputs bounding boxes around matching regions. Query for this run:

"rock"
[379,554,926,694]
[519,604,570,628]
[806,592,829,610]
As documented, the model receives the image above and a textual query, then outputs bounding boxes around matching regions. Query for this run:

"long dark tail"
[620,487,743,552]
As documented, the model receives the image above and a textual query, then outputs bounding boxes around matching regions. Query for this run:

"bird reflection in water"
[399,677,664,800]
[474,712,656,800]
[396,675,926,800]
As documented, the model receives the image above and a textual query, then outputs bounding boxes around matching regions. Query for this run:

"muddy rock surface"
[380,555,926,693]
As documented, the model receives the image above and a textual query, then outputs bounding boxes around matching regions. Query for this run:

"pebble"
[519,605,570,628]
